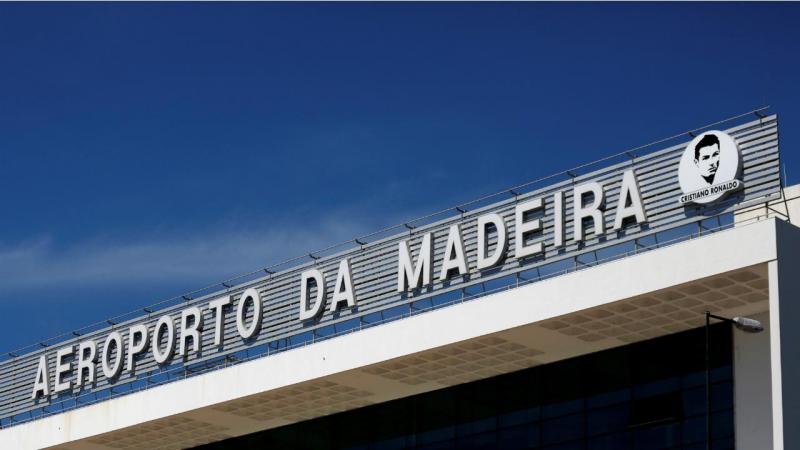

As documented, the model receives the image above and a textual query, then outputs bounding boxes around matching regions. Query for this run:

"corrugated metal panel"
[0,114,781,423]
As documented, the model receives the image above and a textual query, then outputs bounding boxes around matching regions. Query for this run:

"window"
[197,324,734,450]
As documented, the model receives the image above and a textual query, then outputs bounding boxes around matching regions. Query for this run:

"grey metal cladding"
[0,115,782,420]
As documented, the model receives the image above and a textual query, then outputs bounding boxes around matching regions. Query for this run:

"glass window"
[587,404,629,436]
[196,324,734,450]
[588,431,631,450]
[541,413,584,445]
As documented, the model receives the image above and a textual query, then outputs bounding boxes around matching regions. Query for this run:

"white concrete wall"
[767,219,800,450]
[735,184,800,226]
[734,310,772,449]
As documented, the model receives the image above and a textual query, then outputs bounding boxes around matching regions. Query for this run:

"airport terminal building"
[1,111,797,450]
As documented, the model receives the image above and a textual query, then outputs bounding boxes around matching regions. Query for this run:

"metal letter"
[476,213,508,270]
[613,170,648,230]
[101,331,124,380]
[397,232,433,292]
[439,224,468,280]
[180,307,204,356]
[32,355,50,400]
[573,181,606,241]
[515,198,544,258]
[53,346,73,394]
[553,191,565,247]
[76,340,97,388]
[152,315,176,365]
[331,259,356,312]
[299,270,326,321]
[209,295,230,347]
[127,324,149,373]
[236,287,262,339]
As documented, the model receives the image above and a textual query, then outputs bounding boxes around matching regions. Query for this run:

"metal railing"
[0,106,772,362]
[0,207,781,429]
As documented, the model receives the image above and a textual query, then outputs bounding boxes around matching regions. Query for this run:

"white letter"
[101,332,124,380]
[127,324,149,373]
[299,270,326,320]
[477,213,508,270]
[397,232,433,292]
[613,170,647,230]
[573,181,605,241]
[515,198,544,258]
[152,315,176,365]
[236,287,262,339]
[53,346,73,394]
[180,307,203,356]
[553,191,565,247]
[209,296,230,347]
[439,224,468,280]
[331,259,356,312]
[32,355,50,399]
[76,340,97,388]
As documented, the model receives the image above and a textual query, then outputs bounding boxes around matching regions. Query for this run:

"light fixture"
[731,316,764,333]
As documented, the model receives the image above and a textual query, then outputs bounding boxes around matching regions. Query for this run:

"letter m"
[397,233,433,292]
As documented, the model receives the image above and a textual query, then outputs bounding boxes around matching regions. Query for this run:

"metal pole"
[705,311,711,450]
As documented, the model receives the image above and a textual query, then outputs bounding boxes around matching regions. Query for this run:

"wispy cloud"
[0,162,456,296]
[0,218,369,292]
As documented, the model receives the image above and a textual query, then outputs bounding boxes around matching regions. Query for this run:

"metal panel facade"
[0,114,782,424]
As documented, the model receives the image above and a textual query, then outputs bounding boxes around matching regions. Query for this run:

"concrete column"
[733,311,772,449]
[767,220,800,449]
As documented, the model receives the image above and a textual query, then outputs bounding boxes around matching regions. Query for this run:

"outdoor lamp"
[730,316,764,333]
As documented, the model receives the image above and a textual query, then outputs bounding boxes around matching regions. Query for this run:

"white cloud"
[0,218,369,292]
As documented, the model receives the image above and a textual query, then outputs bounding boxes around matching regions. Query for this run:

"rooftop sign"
[0,113,782,424]
[678,130,744,205]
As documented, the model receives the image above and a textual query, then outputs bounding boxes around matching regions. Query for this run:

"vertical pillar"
[767,220,800,449]
[733,311,772,449]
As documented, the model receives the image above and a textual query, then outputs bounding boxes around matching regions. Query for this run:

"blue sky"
[1,2,798,353]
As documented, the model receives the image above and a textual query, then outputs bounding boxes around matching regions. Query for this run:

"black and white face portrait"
[678,131,741,204]
[693,134,721,184]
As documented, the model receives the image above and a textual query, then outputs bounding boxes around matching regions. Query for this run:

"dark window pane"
[543,441,584,450]
[633,422,680,449]
[712,410,734,439]
[630,392,682,427]
[683,444,706,450]
[456,417,496,438]
[498,406,540,429]
[712,365,733,383]
[371,437,408,450]
[682,386,706,417]
[543,359,582,417]
[456,430,496,450]
[587,388,631,409]
[542,413,584,445]
[543,398,584,419]
[634,377,680,399]
[587,404,629,436]
[712,381,734,412]
[584,346,631,396]
[588,431,631,450]
[417,441,455,450]
[417,426,455,445]
[498,424,540,449]
[682,416,706,444]
[713,436,735,450]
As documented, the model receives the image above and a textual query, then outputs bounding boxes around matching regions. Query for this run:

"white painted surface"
[734,311,773,449]
[0,219,784,450]
[768,261,784,450]
[766,219,800,450]
[735,184,800,226]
